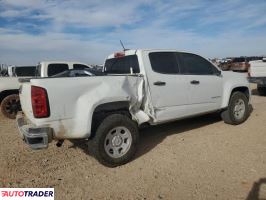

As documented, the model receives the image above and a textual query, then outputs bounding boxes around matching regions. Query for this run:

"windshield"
[104,55,140,74]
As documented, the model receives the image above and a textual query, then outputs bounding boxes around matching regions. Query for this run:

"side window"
[73,64,90,70]
[14,66,36,76]
[48,64,69,76]
[180,53,218,75]
[149,52,179,74]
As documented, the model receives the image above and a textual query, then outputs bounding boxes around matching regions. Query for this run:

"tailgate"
[250,61,266,77]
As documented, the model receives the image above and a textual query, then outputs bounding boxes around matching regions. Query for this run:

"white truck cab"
[35,61,91,77]
[0,61,91,119]
[17,49,251,167]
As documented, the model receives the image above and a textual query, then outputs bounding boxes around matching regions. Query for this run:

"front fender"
[221,72,250,108]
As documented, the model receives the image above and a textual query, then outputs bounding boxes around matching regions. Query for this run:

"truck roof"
[106,49,192,59]
[38,61,91,67]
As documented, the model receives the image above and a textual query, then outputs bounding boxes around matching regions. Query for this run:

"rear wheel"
[0,94,21,119]
[89,114,139,167]
[257,85,266,96]
[221,92,249,125]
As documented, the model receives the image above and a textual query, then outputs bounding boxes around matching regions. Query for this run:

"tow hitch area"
[16,112,53,149]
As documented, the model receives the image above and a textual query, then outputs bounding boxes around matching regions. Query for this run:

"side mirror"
[215,70,222,76]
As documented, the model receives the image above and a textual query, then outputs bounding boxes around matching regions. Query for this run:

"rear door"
[145,51,189,122]
[178,53,223,115]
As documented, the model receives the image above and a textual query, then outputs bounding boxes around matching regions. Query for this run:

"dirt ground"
[1,84,266,200]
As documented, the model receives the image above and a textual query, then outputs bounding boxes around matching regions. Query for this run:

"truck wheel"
[89,114,139,167]
[221,92,249,125]
[257,85,266,96]
[0,94,21,119]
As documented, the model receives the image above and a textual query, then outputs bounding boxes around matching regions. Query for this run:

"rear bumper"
[16,112,53,149]
[248,77,266,85]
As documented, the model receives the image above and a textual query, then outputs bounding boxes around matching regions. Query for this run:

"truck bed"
[19,75,148,139]
[249,60,266,77]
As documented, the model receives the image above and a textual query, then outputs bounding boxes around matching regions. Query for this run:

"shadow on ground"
[252,88,266,97]
[246,178,266,200]
[69,113,222,160]
[252,89,259,96]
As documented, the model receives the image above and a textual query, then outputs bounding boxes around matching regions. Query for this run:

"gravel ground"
[1,85,266,200]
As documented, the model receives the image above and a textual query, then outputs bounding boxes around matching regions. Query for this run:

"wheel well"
[0,90,19,104]
[231,87,249,99]
[90,101,131,138]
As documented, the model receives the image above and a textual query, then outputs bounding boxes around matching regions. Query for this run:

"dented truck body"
[18,75,149,140]
[17,49,251,166]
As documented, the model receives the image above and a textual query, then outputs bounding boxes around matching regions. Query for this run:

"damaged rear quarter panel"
[29,75,149,139]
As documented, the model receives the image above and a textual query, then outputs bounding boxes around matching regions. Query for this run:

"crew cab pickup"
[17,49,251,167]
[248,58,266,95]
[0,61,91,119]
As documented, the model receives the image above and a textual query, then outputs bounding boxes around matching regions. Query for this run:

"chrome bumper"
[16,112,53,149]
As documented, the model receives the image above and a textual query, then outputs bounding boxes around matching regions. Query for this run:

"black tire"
[221,92,249,125]
[0,94,21,119]
[89,114,139,167]
[257,85,266,96]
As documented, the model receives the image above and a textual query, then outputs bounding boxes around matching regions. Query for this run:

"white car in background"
[0,61,92,119]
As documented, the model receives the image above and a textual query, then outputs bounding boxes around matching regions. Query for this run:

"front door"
[178,53,223,115]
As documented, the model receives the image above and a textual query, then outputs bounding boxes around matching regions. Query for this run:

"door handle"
[190,80,200,85]
[154,81,166,86]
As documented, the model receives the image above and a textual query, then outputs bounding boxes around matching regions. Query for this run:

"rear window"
[104,55,140,74]
[14,66,36,76]
[48,64,69,76]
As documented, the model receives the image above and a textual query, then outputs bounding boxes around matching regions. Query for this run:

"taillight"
[31,86,50,118]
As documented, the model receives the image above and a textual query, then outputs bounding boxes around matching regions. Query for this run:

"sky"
[0,0,266,65]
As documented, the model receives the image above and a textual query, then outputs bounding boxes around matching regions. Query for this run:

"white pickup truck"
[17,49,251,167]
[248,58,266,95]
[0,61,91,119]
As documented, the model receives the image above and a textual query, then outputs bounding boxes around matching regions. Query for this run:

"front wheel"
[221,92,249,125]
[89,114,139,167]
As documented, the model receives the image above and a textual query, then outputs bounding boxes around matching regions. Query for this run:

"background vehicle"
[248,58,266,95]
[229,57,250,72]
[0,61,92,119]
[8,66,37,77]
[218,59,232,71]
[52,68,103,77]
[17,49,251,167]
